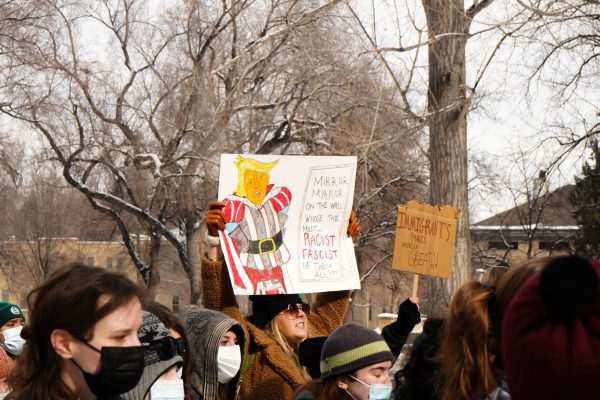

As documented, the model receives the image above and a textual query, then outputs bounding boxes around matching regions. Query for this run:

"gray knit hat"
[121,311,184,400]
[320,323,393,379]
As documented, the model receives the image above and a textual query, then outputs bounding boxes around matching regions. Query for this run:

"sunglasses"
[278,303,311,319]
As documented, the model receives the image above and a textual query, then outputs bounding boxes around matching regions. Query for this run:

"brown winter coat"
[201,255,349,400]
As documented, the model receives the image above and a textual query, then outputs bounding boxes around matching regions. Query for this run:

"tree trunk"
[423,0,471,318]
[187,228,202,305]
[147,233,162,301]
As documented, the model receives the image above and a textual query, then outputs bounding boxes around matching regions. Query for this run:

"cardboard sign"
[391,201,459,278]
[217,154,360,295]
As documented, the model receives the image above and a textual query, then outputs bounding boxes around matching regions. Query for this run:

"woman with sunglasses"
[203,202,361,400]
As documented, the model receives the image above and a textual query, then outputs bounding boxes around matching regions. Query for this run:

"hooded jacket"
[201,255,349,400]
[179,306,246,400]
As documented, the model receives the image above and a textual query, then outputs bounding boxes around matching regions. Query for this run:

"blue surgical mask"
[349,375,393,400]
[3,326,25,355]
[367,383,393,400]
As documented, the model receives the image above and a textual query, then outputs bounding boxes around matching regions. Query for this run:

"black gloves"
[381,298,421,358]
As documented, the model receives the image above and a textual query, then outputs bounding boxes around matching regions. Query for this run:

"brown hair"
[489,256,552,368]
[292,377,354,400]
[482,265,509,286]
[438,281,495,400]
[7,263,146,400]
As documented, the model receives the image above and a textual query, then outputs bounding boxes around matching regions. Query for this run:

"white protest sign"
[217,154,359,295]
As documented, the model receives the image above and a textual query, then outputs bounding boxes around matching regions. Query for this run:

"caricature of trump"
[220,156,292,294]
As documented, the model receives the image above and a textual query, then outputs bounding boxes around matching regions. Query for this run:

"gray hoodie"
[178,306,246,400]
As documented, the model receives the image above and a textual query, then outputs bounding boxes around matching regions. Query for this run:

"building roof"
[473,184,577,228]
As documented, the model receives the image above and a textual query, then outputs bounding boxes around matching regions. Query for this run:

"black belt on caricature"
[143,336,185,366]
[247,231,283,255]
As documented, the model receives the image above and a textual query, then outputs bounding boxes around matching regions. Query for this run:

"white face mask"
[349,375,393,400]
[217,344,241,384]
[3,326,25,355]
[149,379,185,400]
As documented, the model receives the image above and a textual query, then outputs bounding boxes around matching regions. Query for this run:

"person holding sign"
[219,156,293,295]
[203,204,361,400]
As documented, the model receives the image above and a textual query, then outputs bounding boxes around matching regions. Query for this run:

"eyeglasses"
[278,303,311,319]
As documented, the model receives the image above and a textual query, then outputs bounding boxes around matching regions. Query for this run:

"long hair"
[438,281,496,400]
[292,377,354,400]
[264,318,306,377]
[144,301,193,400]
[394,318,444,400]
[489,256,551,369]
[7,263,145,400]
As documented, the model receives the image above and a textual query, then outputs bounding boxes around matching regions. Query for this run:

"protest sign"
[217,154,359,295]
[392,201,460,279]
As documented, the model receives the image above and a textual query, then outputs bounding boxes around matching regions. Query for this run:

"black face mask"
[71,337,145,399]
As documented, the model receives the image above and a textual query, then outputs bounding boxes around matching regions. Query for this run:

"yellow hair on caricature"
[234,156,279,197]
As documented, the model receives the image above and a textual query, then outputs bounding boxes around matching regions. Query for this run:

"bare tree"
[520,0,600,149]
[1,0,426,306]
[471,147,577,268]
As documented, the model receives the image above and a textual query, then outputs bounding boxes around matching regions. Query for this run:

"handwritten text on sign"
[299,165,355,281]
[392,201,459,278]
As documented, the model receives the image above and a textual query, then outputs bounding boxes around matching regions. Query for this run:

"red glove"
[206,201,226,237]
[347,211,362,243]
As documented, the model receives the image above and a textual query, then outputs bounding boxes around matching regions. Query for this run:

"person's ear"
[51,329,74,359]
[336,376,349,389]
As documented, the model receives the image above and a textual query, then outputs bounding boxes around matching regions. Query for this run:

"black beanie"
[320,323,393,379]
[299,336,328,379]
[249,294,303,328]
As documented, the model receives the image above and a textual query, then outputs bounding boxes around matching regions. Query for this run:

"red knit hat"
[502,257,600,400]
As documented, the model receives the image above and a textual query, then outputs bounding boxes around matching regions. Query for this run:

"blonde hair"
[234,156,278,197]
[264,318,306,376]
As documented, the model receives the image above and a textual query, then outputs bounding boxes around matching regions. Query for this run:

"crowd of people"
[0,202,598,399]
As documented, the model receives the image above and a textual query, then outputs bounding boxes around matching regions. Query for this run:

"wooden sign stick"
[412,274,419,298]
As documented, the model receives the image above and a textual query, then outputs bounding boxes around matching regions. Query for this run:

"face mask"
[3,326,25,355]
[349,375,393,400]
[71,338,145,398]
[217,344,241,384]
[150,379,185,400]
[368,384,393,400]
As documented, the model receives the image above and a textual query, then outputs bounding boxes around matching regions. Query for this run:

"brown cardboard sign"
[391,201,460,278]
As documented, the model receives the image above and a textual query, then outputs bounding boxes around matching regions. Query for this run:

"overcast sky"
[351,0,594,221]
[4,0,594,223]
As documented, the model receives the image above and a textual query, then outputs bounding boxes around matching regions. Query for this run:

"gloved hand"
[381,297,421,358]
[347,211,362,243]
[205,201,226,237]
[398,297,421,326]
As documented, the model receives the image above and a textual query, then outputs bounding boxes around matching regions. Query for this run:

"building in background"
[471,185,577,270]
[0,237,190,312]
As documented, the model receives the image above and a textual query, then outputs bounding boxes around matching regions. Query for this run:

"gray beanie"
[320,323,393,380]
[121,311,184,400]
